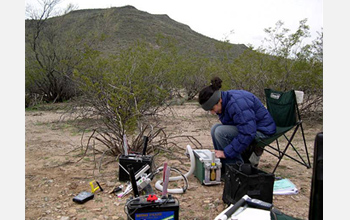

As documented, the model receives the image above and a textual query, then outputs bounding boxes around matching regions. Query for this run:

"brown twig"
[76,129,96,163]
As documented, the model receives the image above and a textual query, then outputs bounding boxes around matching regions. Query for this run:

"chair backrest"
[264,89,297,127]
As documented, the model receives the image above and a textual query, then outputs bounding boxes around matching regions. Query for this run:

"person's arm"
[223,102,257,159]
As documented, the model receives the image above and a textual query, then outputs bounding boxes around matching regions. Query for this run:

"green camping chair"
[253,88,311,173]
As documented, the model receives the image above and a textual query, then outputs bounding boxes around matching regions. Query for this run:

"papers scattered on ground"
[273,178,298,195]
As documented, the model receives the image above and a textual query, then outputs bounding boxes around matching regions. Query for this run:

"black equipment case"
[223,163,275,204]
[118,136,155,181]
[119,154,154,181]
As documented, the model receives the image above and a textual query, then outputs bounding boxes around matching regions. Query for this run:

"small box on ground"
[193,149,222,185]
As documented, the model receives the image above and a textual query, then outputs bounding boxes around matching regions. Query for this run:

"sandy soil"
[25,102,322,220]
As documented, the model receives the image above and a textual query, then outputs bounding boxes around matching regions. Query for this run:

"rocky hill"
[25,5,248,58]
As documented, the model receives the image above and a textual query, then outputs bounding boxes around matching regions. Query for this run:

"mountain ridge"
[26,5,248,59]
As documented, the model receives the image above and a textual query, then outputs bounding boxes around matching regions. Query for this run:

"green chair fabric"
[254,126,294,148]
[252,88,311,173]
[265,89,297,127]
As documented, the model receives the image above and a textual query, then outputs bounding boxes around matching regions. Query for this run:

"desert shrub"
[73,41,180,155]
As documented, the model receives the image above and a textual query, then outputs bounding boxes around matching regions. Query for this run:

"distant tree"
[221,19,322,118]
[226,49,271,99]
[311,30,323,63]
[72,41,178,155]
[257,19,312,90]
[26,0,75,105]
[25,0,98,106]
[259,19,322,117]
[176,55,211,100]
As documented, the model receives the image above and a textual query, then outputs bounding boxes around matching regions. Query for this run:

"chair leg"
[281,123,311,169]
[276,139,281,157]
[300,122,311,168]
[289,140,309,168]
[272,124,300,173]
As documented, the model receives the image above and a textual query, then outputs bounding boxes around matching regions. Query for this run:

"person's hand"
[215,150,226,158]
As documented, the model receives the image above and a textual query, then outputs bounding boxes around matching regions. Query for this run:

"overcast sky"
[25,0,323,48]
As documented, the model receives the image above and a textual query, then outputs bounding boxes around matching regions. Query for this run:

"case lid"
[193,149,220,163]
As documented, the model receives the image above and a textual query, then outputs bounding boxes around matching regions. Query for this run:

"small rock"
[68,209,76,215]
[106,181,116,187]
[216,204,225,212]
[68,183,78,189]
[181,202,191,207]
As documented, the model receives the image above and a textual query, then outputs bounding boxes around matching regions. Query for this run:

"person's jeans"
[211,123,270,166]
[211,124,244,166]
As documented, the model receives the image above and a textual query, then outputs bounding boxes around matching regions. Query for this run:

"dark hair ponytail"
[198,77,222,105]
[210,77,222,91]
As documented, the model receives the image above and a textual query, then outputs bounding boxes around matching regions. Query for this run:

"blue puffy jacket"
[217,90,276,159]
